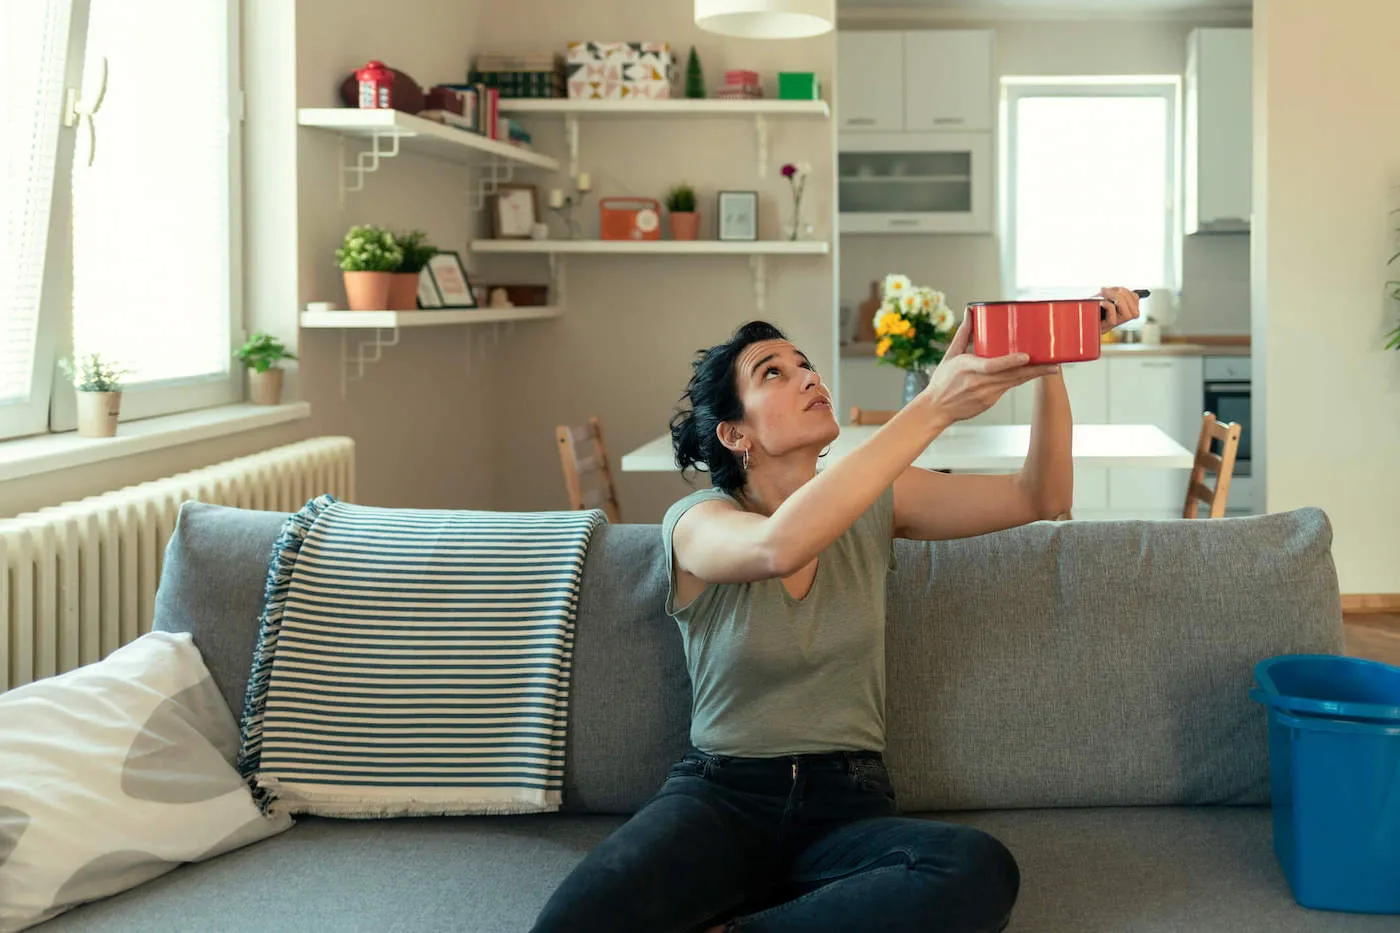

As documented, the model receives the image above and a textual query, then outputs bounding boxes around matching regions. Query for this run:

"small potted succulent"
[392,230,437,309]
[336,224,404,311]
[235,333,297,405]
[59,353,129,438]
[665,183,700,241]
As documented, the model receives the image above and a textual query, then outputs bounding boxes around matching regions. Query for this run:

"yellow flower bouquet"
[873,274,958,373]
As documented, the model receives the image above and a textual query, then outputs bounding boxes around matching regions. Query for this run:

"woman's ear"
[715,421,745,456]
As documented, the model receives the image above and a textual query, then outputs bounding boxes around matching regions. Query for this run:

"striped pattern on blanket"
[236,495,606,817]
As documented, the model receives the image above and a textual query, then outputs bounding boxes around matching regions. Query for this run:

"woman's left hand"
[1098,286,1141,334]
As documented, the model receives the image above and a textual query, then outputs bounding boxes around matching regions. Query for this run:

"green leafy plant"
[58,353,129,392]
[335,224,403,272]
[665,183,697,214]
[1388,207,1400,350]
[235,333,298,373]
[395,230,437,273]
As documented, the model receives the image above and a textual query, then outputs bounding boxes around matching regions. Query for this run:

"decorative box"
[778,71,821,101]
[566,42,675,100]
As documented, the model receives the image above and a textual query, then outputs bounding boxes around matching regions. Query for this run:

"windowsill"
[0,402,311,483]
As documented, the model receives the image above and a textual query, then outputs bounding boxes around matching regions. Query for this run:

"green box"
[778,72,821,101]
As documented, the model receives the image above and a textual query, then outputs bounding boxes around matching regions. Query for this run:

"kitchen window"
[1001,78,1181,305]
[0,0,242,441]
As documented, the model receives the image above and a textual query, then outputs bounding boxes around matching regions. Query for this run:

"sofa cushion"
[35,807,1397,932]
[884,509,1343,811]
[155,504,1343,816]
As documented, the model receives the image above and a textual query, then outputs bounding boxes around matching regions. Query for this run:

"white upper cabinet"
[837,31,905,132]
[902,31,994,132]
[1184,28,1252,234]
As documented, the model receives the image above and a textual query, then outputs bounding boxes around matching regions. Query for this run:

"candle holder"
[548,187,593,240]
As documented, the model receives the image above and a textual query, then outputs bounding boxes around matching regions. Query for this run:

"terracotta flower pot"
[388,272,420,310]
[248,368,284,406]
[77,391,121,438]
[670,212,701,241]
[343,271,393,311]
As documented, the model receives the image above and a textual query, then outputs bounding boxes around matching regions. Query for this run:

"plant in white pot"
[336,224,403,311]
[235,333,297,405]
[59,354,129,438]
[393,230,437,309]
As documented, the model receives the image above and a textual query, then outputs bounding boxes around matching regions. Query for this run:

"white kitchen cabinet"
[1008,362,1109,510]
[1105,356,1203,514]
[838,133,992,234]
[837,31,905,132]
[902,31,994,132]
[1184,28,1252,234]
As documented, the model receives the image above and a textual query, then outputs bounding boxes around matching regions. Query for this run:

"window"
[1002,78,1180,304]
[0,0,241,441]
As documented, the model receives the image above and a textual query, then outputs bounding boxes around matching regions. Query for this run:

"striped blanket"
[236,495,605,818]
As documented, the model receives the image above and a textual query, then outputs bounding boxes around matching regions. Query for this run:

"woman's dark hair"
[670,321,787,494]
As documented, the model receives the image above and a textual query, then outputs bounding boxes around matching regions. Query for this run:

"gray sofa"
[38,503,1396,932]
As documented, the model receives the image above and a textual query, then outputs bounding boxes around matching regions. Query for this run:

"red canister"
[356,60,394,109]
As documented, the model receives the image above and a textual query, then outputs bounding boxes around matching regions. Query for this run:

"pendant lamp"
[694,0,835,39]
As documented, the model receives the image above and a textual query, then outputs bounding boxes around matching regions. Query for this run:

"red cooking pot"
[968,290,1149,364]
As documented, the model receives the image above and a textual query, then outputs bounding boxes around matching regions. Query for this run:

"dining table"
[619,424,1196,473]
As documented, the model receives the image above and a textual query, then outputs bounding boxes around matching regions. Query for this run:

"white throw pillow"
[0,631,293,932]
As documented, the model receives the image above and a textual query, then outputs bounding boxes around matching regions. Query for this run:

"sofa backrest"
[156,503,1342,815]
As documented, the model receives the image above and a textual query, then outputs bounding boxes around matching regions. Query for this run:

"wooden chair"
[1183,411,1243,519]
[555,416,622,523]
[849,406,896,426]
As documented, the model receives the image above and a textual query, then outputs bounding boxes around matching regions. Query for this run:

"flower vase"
[786,191,806,241]
[901,368,930,407]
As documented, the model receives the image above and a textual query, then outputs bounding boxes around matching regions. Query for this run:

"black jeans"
[531,747,1020,932]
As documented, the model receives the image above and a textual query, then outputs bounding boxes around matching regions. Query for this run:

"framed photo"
[493,184,539,239]
[426,251,477,308]
[717,190,758,241]
[417,267,443,308]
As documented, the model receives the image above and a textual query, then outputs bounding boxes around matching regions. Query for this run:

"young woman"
[531,289,1141,933]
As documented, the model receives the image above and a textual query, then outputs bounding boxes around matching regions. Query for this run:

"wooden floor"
[1344,612,1400,667]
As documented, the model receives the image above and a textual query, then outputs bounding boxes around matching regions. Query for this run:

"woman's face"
[727,339,838,460]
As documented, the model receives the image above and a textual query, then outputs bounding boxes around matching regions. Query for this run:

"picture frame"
[717,190,758,241]
[426,251,477,308]
[417,267,443,309]
[492,184,540,239]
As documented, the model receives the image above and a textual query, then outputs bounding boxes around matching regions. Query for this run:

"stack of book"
[470,51,565,99]
[717,69,764,100]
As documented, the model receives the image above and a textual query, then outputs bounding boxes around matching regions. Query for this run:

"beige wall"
[836,13,1252,339]
[1252,0,1400,593]
[477,2,837,522]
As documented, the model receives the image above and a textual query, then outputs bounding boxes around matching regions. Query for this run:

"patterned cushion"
[0,632,291,931]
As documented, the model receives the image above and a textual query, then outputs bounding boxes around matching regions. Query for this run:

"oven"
[1203,355,1252,511]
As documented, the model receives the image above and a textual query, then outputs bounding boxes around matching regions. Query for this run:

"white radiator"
[0,436,355,692]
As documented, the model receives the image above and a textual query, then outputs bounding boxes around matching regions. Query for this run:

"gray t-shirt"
[661,485,897,757]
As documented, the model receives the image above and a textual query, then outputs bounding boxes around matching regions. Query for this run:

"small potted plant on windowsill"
[235,333,297,405]
[336,224,404,311]
[665,183,699,241]
[393,230,437,309]
[59,354,129,438]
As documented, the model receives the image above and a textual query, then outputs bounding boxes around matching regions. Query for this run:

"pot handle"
[1100,288,1151,320]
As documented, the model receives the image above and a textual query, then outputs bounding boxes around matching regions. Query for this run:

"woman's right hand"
[920,312,1060,423]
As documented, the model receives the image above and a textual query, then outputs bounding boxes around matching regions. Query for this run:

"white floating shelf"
[298,108,559,170]
[300,307,562,329]
[499,99,830,119]
[298,108,559,202]
[469,240,829,256]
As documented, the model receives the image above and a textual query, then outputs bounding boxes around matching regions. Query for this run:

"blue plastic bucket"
[1253,654,1400,721]
[1257,705,1400,913]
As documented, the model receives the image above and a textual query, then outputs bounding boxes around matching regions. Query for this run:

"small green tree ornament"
[685,47,705,99]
